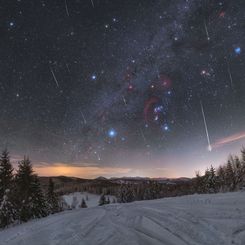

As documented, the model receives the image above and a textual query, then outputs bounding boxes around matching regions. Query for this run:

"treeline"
[116,180,193,203]
[116,148,245,203]
[194,148,245,193]
[0,150,61,228]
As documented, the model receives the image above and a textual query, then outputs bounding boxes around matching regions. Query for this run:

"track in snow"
[1,192,245,245]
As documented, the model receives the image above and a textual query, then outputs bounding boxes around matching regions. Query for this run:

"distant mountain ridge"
[39,175,191,190]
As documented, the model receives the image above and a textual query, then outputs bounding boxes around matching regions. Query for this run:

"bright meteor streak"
[200,101,212,151]
[211,131,245,149]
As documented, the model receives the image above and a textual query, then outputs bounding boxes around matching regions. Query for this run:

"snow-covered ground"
[62,192,115,208]
[1,192,245,245]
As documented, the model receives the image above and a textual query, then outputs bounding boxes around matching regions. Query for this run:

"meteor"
[122,96,127,106]
[225,58,234,89]
[90,0,94,8]
[200,101,212,151]
[49,67,59,88]
[81,112,87,124]
[211,131,245,149]
[204,20,210,41]
[139,128,147,143]
[65,0,69,17]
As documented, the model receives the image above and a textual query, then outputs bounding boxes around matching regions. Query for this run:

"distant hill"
[39,176,119,195]
[39,175,192,195]
[110,176,191,184]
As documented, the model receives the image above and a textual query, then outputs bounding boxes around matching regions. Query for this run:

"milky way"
[1,0,245,177]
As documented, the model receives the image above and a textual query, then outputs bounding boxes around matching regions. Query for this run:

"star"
[128,84,133,90]
[162,123,170,132]
[91,74,97,80]
[234,47,241,55]
[108,129,117,138]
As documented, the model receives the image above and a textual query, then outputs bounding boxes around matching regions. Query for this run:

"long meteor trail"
[200,101,212,151]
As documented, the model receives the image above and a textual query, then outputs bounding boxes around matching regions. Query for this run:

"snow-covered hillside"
[1,192,245,245]
[62,192,115,208]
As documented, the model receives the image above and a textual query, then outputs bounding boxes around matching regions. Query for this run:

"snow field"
[0,191,245,245]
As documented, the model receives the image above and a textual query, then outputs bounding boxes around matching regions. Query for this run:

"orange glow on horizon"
[32,163,183,179]
[34,164,132,179]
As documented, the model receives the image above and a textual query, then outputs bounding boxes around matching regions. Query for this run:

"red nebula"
[151,74,172,90]
[159,74,172,89]
[128,84,134,91]
[219,11,225,18]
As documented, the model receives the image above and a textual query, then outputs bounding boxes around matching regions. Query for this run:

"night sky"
[1,0,245,178]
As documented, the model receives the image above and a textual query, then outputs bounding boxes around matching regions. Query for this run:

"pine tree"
[107,197,110,204]
[15,157,47,222]
[225,158,235,191]
[99,194,106,206]
[71,196,78,209]
[80,198,87,208]
[241,148,245,186]
[233,156,243,189]
[47,178,59,214]
[15,157,34,221]
[208,165,217,193]
[204,168,211,193]
[30,176,48,218]
[117,184,135,203]
[0,149,14,200]
[0,189,15,228]
[217,166,226,191]
[195,171,205,193]
[241,147,245,163]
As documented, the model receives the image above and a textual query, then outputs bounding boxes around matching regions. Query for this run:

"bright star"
[162,123,169,131]
[108,129,117,138]
[91,74,97,80]
[234,47,241,54]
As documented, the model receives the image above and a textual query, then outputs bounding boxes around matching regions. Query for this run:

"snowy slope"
[1,192,245,245]
[62,192,115,208]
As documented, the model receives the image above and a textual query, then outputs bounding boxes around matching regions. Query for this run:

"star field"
[0,0,245,177]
